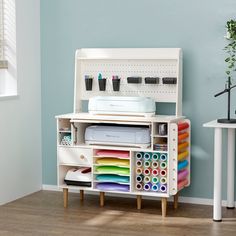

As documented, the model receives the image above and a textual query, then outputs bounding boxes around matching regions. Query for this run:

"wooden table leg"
[137,195,142,210]
[174,193,179,209]
[63,188,68,208]
[161,197,167,217]
[80,190,84,202]
[100,192,105,207]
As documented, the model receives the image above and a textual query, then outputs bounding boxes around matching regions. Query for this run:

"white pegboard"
[74,48,182,115]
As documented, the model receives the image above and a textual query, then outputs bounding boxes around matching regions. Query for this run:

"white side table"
[203,120,236,222]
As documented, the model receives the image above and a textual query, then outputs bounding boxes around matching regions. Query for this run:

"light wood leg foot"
[63,188,68,208]
[100,192,105,207]
[161,197,167,217]
[137,195,142,210]
[80,190,84,202]
[174,193,179,209]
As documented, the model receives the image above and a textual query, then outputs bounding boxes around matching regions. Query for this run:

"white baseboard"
[42,185,235,207]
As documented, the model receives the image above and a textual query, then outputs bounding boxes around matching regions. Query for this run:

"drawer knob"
[80,155,85,159]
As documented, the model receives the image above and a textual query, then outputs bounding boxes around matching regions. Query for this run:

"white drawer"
[58,147,92,165]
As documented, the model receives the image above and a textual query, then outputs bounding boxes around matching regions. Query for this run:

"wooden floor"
[0,191,236,236]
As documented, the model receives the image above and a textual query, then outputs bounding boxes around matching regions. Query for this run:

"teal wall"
[41,0,236,199]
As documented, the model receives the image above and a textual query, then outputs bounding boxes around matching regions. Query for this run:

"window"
[0,0,7,69]
[0,0,17,97]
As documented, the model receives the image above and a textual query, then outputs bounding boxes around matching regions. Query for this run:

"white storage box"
[85,125,151,148]
[88,96,156,116]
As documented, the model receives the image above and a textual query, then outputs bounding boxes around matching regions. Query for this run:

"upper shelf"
[73,48,183,116]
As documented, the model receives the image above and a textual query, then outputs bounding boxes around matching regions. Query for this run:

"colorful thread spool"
[160,184,167,193]
[144,153,151,160]
[136,168,142,175]
[178,122,189,132]
[152,176,159,184]
[152,153,159,161]
[144,176,151,183]
[178,169,189,182]
[160,161,167,169]
[152,184,159,192]
[178,179,188,190]
[151,161,159,168]
[160,177,167,184]
[178,132,189,142]
[144,160,151,168]
[144,182,152,191]
[160,154,167,162]
[136,160,143,167]
[178,142,189,151]
[178,151,189,161]
[160,169,167,177]
[136,175,144,183]
[136,152,143,160]
[144,168,152,176]
[152,169,159,176]
[136,183,143,191]
[178,160,188,171]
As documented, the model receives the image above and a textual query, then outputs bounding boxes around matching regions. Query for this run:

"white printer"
[85,125,151,148]
[88,96,156,116]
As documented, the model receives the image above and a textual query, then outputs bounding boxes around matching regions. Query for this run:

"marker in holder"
[160,169,167,176]
[136,183,143,191]
[144,168,152,176]
[85,75,93,91]
[112,76,120,91]
[160,184,167,193]
[136,160,143,167]
[152,177,159,184]
[136,168,143,175]
[98,73,106,91]
[160,177,167,184]
[144,182,152,191]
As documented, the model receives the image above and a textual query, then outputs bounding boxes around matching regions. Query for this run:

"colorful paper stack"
[94,150,130,192]
[177,122,190,190]
[135,152,168,193]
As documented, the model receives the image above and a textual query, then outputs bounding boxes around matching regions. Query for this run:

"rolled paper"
[152,169,159,176]
[178,132,189,142]
[144,167,152,176]
[152,176,159,184]
[144,176,151,183]
[144,153,151,160]
[160,177,167,184]
[160,184,167,193]
[178,142,189,151]
[136,168,142,175]
[178,169,189,182]
[136,175,144,183]
[152,184,159,192]
[160,169,167,176]
[178,178,188,190]
[152,161,159,168]
[144,182,152,191]
[136,183,143,191]
[178,160,188,171]
[178,151,189,161]
[136,160,143,167]
[144,160,151,168]
[152,153,159,161]
[136,152,143,160]
[160,161,167,169]
[178,122,189,132]
[160,154,167,161]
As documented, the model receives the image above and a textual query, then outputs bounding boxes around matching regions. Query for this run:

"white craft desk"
[203,120,236,222]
